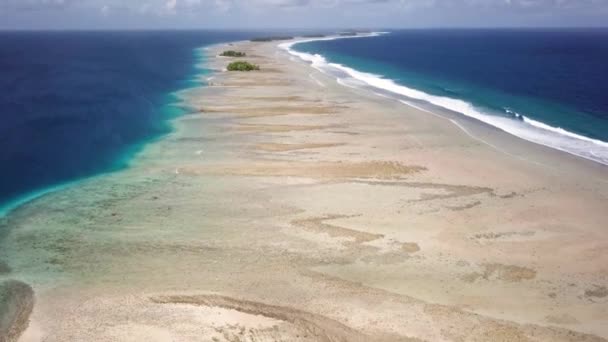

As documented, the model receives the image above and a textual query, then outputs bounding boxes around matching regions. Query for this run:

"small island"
[250,36,294,42]
[220,50,246,57]
[301,34,326,38]
[227,61,260,71]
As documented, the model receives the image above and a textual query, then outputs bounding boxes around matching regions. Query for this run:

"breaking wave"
[280,35,608,166]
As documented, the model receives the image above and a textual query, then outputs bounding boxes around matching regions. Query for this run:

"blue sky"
[2,0,608,29]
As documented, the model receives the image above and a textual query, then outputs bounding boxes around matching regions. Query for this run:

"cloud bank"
[2,0,607,29]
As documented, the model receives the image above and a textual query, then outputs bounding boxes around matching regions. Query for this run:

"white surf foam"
[281,34,608,166]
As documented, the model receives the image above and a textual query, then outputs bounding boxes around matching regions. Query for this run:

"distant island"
[250,36,294,42]
[301,34,326,38]
[220,50,246,57]
[227,61,260,71]
[339,32,358,37]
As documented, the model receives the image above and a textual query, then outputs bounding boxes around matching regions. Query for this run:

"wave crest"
[281,35,608,166]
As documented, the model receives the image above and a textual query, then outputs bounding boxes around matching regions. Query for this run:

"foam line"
[282,34,608,166]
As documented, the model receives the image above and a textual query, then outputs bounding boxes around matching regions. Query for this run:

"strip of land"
[1,39,607,342]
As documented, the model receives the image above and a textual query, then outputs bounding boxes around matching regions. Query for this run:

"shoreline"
[284,33,608,167]
[1,37,607,341]
[0,46,210,218]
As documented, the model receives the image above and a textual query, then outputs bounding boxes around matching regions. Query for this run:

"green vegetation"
[220,50,246,57]
[339,32,358,37]
[250,36,294,42]
[302,34,326,38]
[227,61,260,71]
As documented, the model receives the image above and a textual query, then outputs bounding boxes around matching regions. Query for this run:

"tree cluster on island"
[338,29,372,36]
[220,50,246,57]
[227,61,260,71]
[301,34,327,38]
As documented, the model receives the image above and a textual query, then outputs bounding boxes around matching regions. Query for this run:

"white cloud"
[2,0,608,27]
[165,0,177,11]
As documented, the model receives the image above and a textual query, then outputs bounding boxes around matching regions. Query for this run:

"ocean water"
[286,29,608,165]
[0,30,259,212]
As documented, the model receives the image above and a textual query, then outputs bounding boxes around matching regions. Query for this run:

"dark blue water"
[0,31,259,211]
[293,29,608,165]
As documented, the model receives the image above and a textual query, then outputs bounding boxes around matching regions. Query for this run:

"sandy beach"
[1,38,608,341]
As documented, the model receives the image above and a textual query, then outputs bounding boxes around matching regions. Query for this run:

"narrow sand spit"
[179,161,426,179]
[255,143,345,152]
[234,123,332,133]
[200,104,342,116]
[150,294,412,341]
[1,39,607,341]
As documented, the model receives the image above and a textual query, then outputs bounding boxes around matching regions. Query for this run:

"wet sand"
[0,39,607,341]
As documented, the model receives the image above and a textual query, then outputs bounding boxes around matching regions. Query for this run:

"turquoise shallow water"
[0,31,261,214]
[290,30,608,165]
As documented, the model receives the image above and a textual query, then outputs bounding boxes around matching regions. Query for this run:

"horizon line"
[1,26,608,32]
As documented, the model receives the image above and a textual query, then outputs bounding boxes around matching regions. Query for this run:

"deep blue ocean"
[290,29,608,165]
[2,30,607,213]
[0,31,261,212]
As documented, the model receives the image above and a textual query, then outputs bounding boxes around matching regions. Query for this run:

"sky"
[1,0,608,30]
